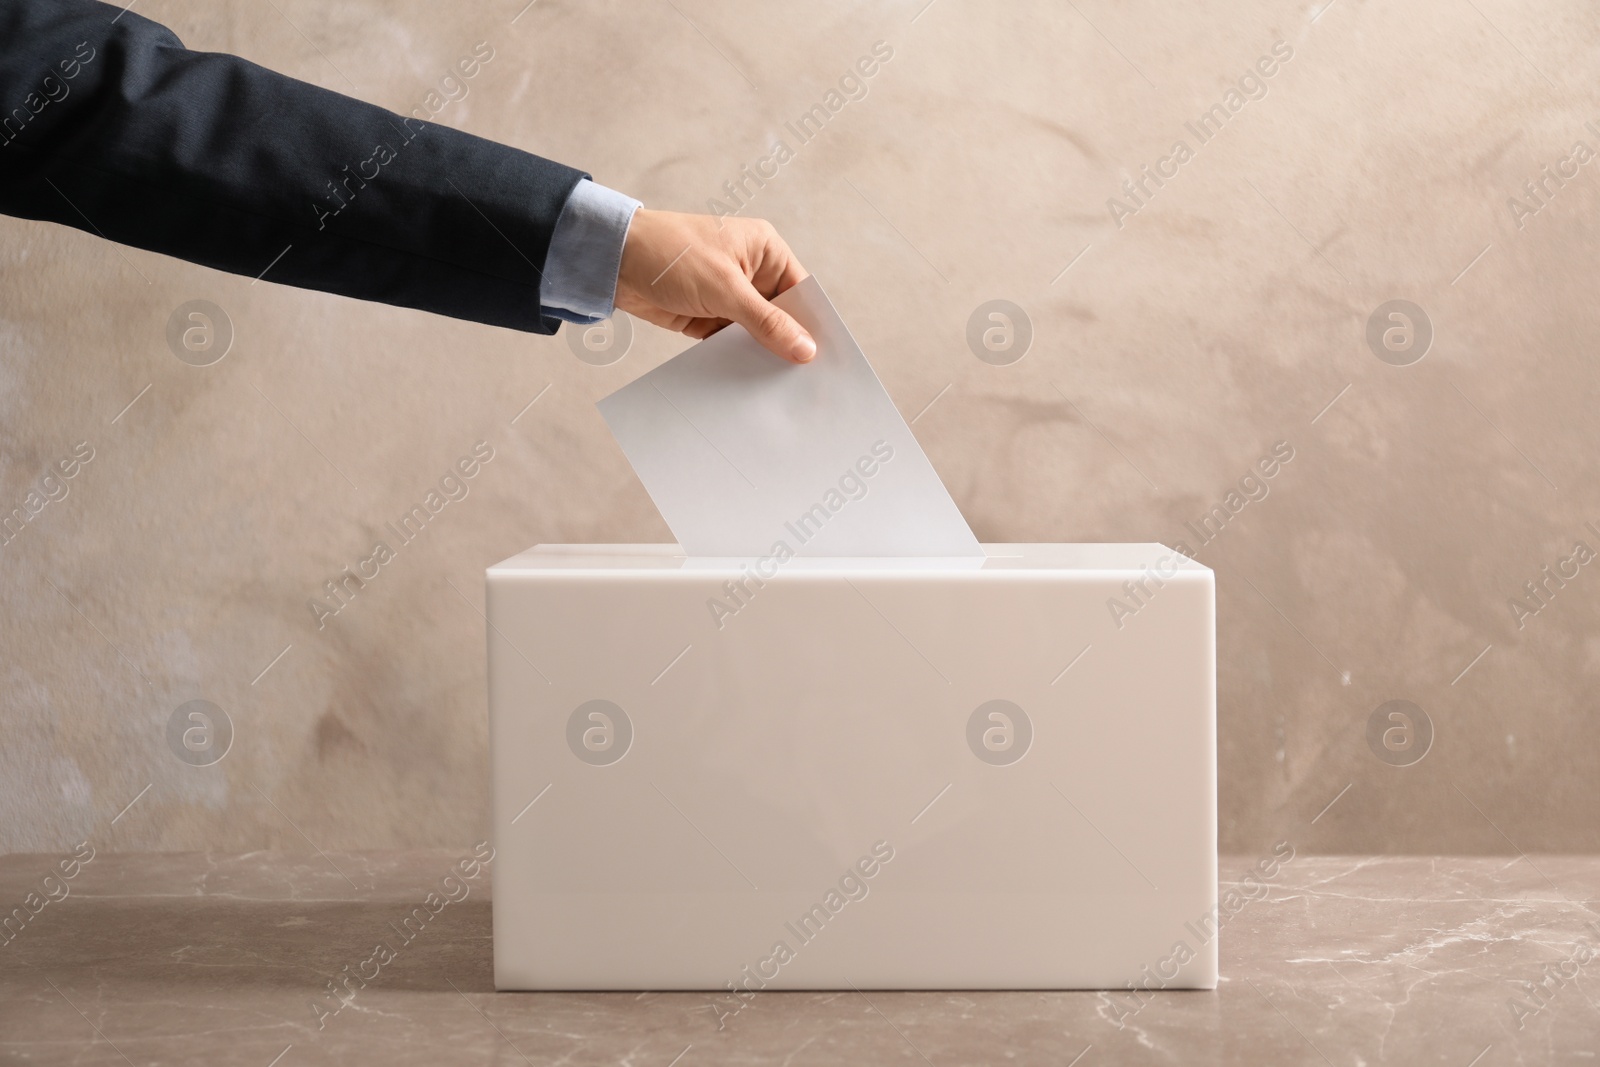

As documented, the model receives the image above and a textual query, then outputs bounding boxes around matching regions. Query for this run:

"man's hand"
[615,210,817,364]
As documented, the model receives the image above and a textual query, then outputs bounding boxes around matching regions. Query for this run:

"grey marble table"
[2,852,1596,1065]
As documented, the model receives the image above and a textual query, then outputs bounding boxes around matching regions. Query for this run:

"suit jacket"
[0,0,586,333]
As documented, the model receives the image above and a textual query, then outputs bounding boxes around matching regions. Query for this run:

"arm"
[0,0,581,333]
[0,0,816,360]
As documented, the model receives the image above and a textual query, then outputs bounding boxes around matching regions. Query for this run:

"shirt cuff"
[540,178,642,324]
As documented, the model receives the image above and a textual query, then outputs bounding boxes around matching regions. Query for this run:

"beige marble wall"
[4,0,1597,855]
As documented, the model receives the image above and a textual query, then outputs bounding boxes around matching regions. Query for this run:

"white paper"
[596,276,981,558]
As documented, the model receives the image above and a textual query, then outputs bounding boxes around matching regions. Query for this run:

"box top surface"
[488,543,1210,576]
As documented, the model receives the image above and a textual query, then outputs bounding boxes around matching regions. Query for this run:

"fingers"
[623,302,694,334]
[683,316,731,340]
[722,272,816,364]
[615,210,817,361]
[773,254,808,295]
[747,223,809,300]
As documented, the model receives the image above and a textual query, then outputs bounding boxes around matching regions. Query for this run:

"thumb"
[724,275,816,363]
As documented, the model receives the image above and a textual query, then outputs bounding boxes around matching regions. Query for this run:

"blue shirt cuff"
[541,178,642,324]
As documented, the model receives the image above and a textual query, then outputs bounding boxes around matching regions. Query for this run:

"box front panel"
[487,563,1215,990]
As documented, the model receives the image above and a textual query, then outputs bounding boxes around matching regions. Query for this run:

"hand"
[615,210,817,363]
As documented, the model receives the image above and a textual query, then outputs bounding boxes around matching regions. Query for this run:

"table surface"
[2,852,1596,1065]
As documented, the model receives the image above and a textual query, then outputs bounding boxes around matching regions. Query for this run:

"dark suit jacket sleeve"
[0,0,587,334]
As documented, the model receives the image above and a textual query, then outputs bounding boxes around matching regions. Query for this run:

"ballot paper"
[596,276,982,558]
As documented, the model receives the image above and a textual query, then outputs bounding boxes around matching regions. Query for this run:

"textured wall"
[4,0,1598,855]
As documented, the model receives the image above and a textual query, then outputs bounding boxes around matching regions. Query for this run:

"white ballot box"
[485,543,1216,992]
